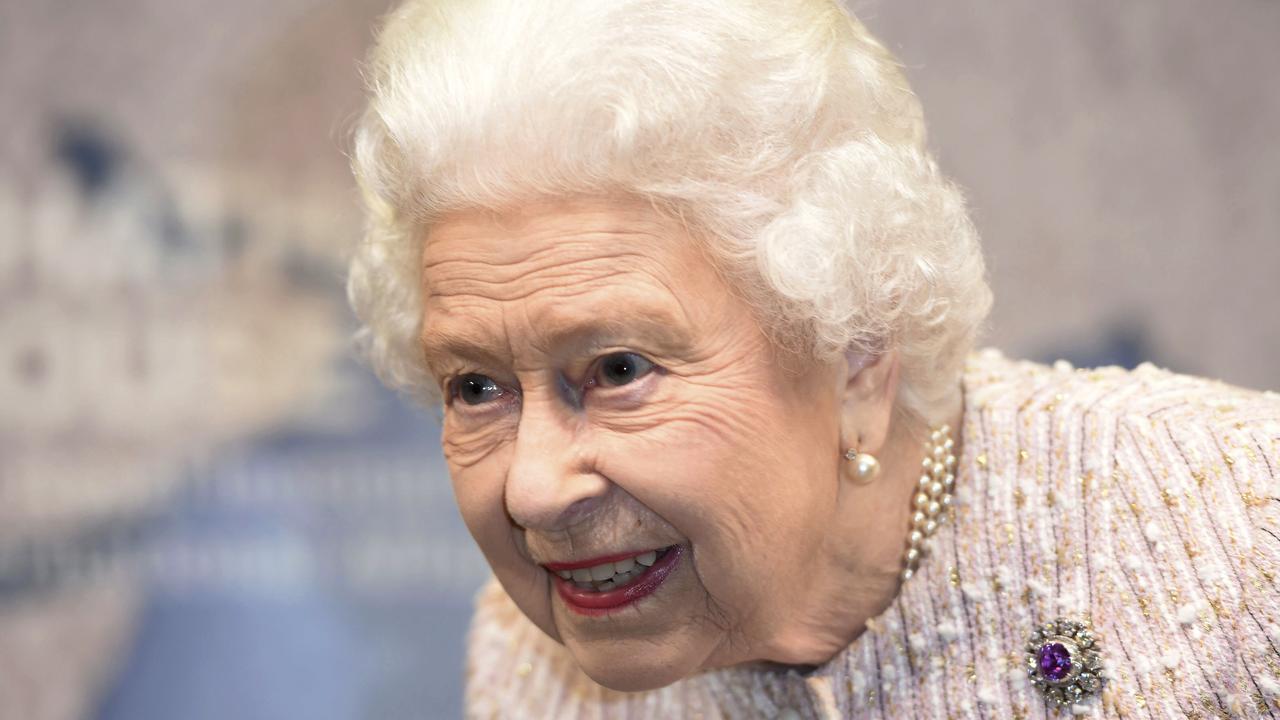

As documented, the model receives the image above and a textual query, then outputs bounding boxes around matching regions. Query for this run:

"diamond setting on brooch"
[1025,617,1106,707]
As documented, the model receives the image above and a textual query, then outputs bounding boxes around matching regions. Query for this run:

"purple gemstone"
[1037,642,1073,681]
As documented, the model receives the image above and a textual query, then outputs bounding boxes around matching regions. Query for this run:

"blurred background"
[0,1,1276,718]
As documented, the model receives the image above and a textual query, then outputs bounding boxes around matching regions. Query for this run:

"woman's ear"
[839,348,901,457]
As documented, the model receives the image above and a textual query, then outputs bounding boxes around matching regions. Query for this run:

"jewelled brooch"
[1025,617,1106,707]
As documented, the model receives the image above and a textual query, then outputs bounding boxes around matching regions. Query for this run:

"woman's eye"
[593,352,655,388]
[451,373,505,405]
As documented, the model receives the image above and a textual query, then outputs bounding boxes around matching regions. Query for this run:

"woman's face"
[421,196,845,690]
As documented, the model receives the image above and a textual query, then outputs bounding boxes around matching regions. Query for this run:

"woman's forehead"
[420,197,718,304]
[419,290,700,376]
[418,198,729,369]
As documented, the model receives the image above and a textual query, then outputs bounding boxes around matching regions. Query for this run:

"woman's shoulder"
[963,348,1279,523]
[963,348,1279,495]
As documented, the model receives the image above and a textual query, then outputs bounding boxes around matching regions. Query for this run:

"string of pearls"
[901,424,955,582]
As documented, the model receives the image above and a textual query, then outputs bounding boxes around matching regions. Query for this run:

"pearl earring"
[844,445,881,482]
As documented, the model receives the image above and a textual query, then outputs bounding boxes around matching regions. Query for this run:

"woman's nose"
[503,395,609,533]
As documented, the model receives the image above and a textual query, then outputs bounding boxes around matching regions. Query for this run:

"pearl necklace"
[901,424,955,581]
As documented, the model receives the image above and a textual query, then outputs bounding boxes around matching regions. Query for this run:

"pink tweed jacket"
[464,349,1280,718]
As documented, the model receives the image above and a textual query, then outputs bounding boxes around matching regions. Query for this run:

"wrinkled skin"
[420,196,953,691]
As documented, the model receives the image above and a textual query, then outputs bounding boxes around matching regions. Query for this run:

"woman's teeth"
[555,550,661,591]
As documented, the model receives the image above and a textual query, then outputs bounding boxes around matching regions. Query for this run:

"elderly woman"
[346,0,1280,717]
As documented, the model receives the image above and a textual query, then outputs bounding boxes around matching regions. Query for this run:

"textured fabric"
[464,349,1280,718]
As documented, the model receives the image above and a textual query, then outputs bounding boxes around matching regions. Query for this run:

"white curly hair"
[347,0,992,423]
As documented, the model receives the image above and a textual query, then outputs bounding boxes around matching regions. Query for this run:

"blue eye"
[594,352,655,387]
[451,373,505,405]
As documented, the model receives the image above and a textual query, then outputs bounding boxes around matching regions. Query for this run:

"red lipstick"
[550,545,682,616]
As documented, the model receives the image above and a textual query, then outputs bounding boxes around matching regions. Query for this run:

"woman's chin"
[569,642,701,692]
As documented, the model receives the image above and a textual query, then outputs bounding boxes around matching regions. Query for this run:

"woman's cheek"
[599,403,751,534]
[612,386,801,581]
[442,417,516,536]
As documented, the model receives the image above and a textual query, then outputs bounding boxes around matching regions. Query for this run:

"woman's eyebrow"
[420,330,506,376]
[420,304,695,372]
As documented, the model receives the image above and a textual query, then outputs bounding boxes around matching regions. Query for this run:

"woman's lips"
[550,545,682,616]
